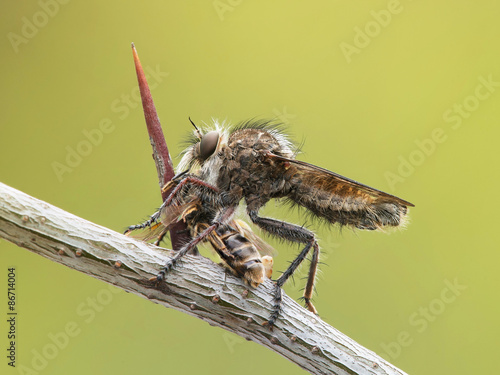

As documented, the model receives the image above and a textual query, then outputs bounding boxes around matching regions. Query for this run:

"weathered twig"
[0,182,408,375]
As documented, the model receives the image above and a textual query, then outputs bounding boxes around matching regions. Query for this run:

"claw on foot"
[304,298,318,315]
[149,271,165,287]
[262,320,275,331]
[155,272,164,286]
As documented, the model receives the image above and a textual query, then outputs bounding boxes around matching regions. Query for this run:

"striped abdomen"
[208,225,269,288]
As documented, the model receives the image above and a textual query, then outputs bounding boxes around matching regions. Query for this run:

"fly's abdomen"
[215,226,266,288]
[287,167,410,230]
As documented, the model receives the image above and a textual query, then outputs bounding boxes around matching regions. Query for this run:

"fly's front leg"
[124,210,162,235]
[155,223,218,284]
[127,174,218,245]
[162,175,220,206]
[247,208,320,328]
[155,206,235,284]
[154,225,200,256]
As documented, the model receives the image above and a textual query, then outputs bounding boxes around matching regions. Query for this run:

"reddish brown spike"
[131,43,174,187]
[131,43,189,250]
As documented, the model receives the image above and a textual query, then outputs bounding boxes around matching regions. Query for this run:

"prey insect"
[129,118,414,329]
[125,176,274,288]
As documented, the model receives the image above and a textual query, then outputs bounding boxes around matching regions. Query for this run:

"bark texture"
[0,182,408,375]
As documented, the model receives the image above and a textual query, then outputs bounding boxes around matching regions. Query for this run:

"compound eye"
[199,131,219,160]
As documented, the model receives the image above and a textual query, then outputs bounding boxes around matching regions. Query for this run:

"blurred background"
[1,1,499,374]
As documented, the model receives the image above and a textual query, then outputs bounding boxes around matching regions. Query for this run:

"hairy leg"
[247,210,320,328]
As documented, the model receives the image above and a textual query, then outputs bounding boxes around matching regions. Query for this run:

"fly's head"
[177,119,230,184]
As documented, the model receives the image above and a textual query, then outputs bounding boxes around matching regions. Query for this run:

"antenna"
[189,117,202,139]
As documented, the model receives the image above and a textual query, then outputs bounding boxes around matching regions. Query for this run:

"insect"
[130,118,414,328]
[125,177,274,288]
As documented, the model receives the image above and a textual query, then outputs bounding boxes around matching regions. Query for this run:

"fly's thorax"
[218,130,296,202]
[227,128,295,157]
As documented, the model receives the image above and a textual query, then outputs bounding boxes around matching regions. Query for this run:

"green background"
[1,1,499,374]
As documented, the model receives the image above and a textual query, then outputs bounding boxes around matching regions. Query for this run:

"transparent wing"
[231,219,275,256]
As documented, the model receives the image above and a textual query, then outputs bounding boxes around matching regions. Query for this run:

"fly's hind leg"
[303,243,319,315]
[247,209,320,328]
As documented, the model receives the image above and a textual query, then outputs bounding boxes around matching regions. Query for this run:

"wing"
[269,153,414,230]
[159,197,198,228]
[231,219,275,256]
[126,197,198,242]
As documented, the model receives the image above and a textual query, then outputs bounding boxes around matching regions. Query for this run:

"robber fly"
[125,177,273,288]
[133,118,414,329]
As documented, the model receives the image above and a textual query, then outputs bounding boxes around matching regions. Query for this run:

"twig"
[0,182,408,375]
